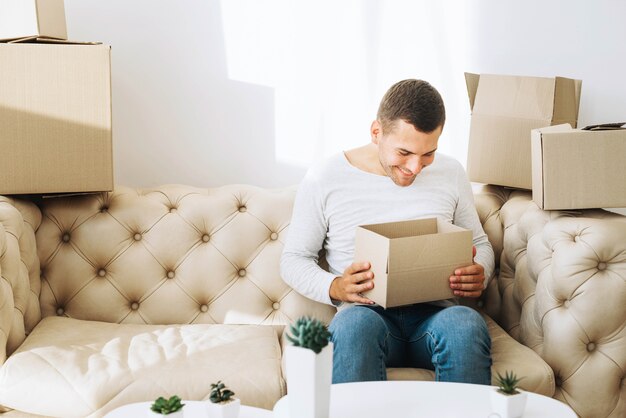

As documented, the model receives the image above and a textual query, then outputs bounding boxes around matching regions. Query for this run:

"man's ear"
[371,120,381,144]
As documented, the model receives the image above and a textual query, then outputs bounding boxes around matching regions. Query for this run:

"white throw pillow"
[0,317,283,417]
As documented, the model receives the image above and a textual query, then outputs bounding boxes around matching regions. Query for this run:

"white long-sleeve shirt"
[280,152,494,307]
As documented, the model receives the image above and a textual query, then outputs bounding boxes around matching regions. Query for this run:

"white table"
[105,401,272,417]
[273,381,577,418]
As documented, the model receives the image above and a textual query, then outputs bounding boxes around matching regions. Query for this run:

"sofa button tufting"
[133,233,142,241]
[167,271,175,279]
[62,233,70,243]
[169,207,177,213]
[272,302,280,310]
[597,262,607,271]
[130,302,139,310]
[587,342,596,352]
[202,234,210,242]
[97,269,106,277]
[238,269,246,277]
[573,235,580,242]
[270,232,278,241]
[56,307,64,315]
[563,300,571,308]
[100,206,108,213]
[200,304,208,312]
[238,206,247,213]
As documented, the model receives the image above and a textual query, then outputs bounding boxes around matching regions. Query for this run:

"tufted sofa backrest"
[0,197,42,363]
[494,190,626,418]
[35,185,336,329]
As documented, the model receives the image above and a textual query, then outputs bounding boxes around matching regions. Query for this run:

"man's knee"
[329,306,388,344]
[435,306,490,343]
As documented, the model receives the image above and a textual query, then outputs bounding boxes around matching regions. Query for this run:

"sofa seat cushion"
[388,314,555,397]
[0,317,284,417]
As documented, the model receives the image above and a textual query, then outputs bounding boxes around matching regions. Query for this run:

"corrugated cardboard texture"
[0,0,67,41]
[356,218,472,308]
[532,125,626,210]
[466,73,581,190]
[0,43,113,194]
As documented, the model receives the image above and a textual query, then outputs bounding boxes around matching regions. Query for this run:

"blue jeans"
[328,304,491,384]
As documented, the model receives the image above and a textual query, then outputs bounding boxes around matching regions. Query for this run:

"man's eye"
[398,151,409,156]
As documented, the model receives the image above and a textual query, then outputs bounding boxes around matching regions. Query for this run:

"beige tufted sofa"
[0,184,617,417]
[474,185,626,418]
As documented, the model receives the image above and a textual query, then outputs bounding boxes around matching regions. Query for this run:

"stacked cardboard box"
[532,124,626,210]
[0,0,113,195]
[465,73,582,190]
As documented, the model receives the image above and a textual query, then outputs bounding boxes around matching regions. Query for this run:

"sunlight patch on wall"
[220,0,469,168]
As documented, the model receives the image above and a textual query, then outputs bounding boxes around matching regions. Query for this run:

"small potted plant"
[491,370,527,418]
[284,316,333,418]
[206,380,240,418]
[149,395,185,417]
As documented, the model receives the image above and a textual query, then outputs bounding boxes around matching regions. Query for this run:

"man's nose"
[407,157,423,174]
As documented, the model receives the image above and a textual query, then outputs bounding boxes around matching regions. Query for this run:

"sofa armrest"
[0,197,42,364]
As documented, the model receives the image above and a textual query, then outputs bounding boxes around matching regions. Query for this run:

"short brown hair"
[376,79,445,134]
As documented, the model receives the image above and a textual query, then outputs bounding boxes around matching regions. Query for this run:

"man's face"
[372,119,441,187]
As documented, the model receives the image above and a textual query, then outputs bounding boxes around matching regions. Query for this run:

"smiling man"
[281,79,495,384]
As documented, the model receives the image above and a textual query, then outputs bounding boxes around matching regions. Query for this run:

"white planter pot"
[285,343,333,418]
[490,388,527,418]
[206,397,240,418]
[146,410,184,418]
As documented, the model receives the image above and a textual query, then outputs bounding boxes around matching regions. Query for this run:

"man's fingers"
[453,289,482,298]
[346,261,371,275]
[347,293,375,304]
[450,274,483,283]
[351,271,374,284]
[450,282,483,291]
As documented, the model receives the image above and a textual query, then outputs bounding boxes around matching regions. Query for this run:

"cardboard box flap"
[553,77,582,127]
[35,0,67,39]
[473,74,557,120]
[354,227,390,306]
[6,37,101,45]
[582,122,626,131]
[465,72,480,111]
[360,218,437,239]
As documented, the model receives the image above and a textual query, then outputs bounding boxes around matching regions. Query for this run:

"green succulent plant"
[495,370,523,395]
[150,395,185,414]
[209,380,236,404]
[286,316,332,354]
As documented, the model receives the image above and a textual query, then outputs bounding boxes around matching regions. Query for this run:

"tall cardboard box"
[354,218,472,309]
[0,42,113,194]
[466,73,582,189]
[532,124,626,210]
[0,0,67,41]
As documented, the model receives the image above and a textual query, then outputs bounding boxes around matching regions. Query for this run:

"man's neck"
[344,144,386,176]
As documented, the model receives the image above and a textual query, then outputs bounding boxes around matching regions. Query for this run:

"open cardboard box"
[532,124,626,210]
[465,73,582,189]
[354,218,473,308]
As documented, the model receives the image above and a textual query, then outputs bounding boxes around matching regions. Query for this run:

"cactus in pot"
[491,370,527,418]
[286,316,332,354]
[285,316,333,418]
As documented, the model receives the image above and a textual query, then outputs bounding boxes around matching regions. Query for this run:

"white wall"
[65,0,626,203]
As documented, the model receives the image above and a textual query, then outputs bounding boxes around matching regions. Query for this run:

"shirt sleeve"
[280,169,338,305]
[453,164,495,287]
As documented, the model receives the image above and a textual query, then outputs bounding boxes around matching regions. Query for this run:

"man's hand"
[330,262,375,304]
[449,246,485,298]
